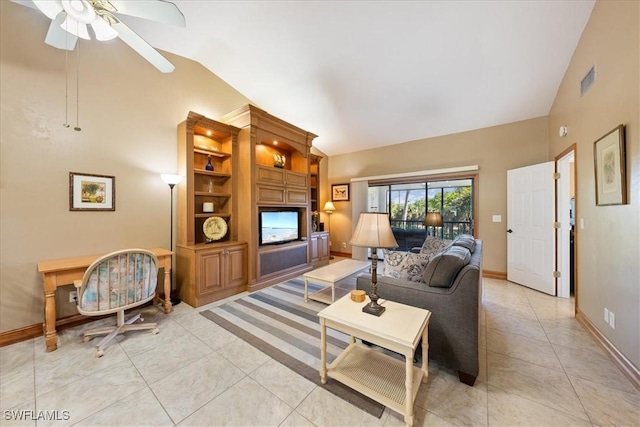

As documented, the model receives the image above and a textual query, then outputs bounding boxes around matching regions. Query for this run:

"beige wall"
[548,0,639,368]
[0,2,251,333]
[327,117,549,273]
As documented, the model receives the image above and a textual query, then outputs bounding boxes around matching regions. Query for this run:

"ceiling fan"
[18,0,185,73]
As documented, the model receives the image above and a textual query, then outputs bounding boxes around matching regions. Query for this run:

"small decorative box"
[350,290,366,303]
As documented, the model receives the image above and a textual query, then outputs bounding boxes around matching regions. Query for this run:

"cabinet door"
[310,235,319,262]
[286,188,308,204]
[285,170,308,188]
[257,185,285,204]
[197,249,223,295]
[226,245,247,288]
[257,166,285,185]
[318,234,329,260]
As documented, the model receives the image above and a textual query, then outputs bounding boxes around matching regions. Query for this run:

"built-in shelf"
[195,213,232,218]
[194,192,232,198]
[193,147,232,157]
[194,170,232,179]
[176,112,247,309]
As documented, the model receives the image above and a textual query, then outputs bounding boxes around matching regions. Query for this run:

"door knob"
[507,229,513,233]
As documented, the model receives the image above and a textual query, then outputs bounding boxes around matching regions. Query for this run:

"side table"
[318,295,431,427]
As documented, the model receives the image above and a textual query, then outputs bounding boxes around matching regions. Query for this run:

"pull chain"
[74,33,81,131]
[63,25,70,128]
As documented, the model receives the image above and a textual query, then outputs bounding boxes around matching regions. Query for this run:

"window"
[368,177,475,251]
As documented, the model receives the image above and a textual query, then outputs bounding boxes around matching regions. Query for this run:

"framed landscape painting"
[69,172,116,211]
[594,125,626,206]
[332,183,350,201]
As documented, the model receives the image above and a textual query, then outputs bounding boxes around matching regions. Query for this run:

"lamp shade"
[323,201,336,213]
[350,212,398,249]
[424,211,443,227]
[161,174,183,185]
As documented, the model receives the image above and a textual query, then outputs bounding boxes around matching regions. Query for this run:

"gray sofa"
[356,238,482,386]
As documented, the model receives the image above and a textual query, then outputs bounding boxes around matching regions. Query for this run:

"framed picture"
[69,172,116,211]
[331,183,350,201]
[594,125,626,206]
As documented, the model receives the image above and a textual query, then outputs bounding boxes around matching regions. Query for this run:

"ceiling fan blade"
[90,17,118,41]
[45,12,78,50]
[32,0,63,20]
[108,0,185,27]
[112,21,175,73]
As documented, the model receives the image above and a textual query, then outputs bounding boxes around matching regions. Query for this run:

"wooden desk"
[37,248,173,352]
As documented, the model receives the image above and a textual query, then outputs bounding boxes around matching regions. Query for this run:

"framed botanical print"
[331,183,350,201]
[594,125,626,206]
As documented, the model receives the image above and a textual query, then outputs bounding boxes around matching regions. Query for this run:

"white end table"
[318,295,431,427]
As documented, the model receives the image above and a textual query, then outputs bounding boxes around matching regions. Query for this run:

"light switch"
[492,215,502,223]
[580,218,585,229]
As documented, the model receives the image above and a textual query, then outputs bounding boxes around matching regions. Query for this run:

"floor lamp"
[323,201,336,259]
[161,173,183,306]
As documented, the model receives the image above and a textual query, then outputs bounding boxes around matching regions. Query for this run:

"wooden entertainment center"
[175,107,330,306]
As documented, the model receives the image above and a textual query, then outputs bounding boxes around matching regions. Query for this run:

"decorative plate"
[203,216,228,241]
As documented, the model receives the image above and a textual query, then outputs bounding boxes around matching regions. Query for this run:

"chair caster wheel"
[152,328,159,335]
[95,349,104,358]
[83,336,92,342]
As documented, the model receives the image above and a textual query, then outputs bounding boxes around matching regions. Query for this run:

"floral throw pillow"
[382,250,432,282]
[420,236,453,257]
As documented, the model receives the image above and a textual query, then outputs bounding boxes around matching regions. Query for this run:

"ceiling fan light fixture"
[26,0,184,73]
[61,0,96,24]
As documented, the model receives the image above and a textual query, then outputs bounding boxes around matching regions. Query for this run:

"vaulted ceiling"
[20,1,597,155]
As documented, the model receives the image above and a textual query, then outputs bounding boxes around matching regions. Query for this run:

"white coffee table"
[304,259,370,304]
[318,295,431,427]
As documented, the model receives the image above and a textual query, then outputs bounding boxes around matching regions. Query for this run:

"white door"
[507,162,556,295]
[556,151,575,298]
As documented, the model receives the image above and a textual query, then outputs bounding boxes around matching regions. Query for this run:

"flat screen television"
[259,210,300,245]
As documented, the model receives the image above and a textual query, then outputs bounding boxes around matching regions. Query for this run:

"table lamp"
[424,211,443,237]
[349,212,398,316]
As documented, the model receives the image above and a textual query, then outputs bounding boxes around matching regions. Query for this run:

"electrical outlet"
[604,308,609,322]
[69,291,77,303]
[609,312,615,329]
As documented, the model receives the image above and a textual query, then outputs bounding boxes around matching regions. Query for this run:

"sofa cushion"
[382,250,432,282]
[423,246,471,288]
[452,234,476,252]
[419,236,453,256]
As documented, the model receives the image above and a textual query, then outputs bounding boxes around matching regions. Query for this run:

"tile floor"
[1,271,639,426]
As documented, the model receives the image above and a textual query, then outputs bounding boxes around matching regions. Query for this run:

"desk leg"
[43,275,58,352]
[405,351,414,427]
[163,265,173,313]
[320,318,327,384]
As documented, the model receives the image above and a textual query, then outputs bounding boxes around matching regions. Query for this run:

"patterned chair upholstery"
[74,249,160,357]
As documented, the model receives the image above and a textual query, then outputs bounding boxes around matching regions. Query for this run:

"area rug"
[200,277,385,418]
